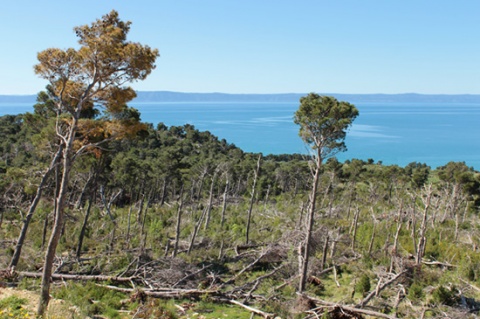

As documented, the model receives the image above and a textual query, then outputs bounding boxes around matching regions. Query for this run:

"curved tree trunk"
[37,118,77,316]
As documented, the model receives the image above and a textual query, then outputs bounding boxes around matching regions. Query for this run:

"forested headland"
[2,101,480,318]
[2,11,480,319]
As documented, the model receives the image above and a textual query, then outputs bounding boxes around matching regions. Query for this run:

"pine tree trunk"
[299,154,321,293]
[38,147,73,315]
[37,117,78,317]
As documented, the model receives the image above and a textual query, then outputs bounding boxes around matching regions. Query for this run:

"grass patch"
[0,295,31,319]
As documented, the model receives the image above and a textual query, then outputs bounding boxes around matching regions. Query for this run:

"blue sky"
[1,1,479,95]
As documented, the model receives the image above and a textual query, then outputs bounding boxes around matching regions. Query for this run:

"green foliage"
[294,93,359,157]
[407,282,425,302]
[53,281,125,318]
[356,274,371,297]
[431,285,457,306]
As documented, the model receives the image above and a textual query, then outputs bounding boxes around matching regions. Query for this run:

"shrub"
[356,274,371,297]
[407,282,424,302]
[431,285,457,306]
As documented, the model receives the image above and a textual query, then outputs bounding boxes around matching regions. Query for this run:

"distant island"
[2,91,480,104]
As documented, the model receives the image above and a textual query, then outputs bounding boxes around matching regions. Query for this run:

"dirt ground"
[0,287,76,318]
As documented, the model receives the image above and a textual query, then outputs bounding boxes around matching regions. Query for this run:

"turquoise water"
[1,101,480,169]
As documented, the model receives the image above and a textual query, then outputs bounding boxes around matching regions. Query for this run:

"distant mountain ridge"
[2,91,480,104]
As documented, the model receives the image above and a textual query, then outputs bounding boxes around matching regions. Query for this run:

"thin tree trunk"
[299,153,322,293]
[245,155,261,244]
[38,119,77,316]
[160,177,167,206]
[346,183,355,220]
[75,171,94,209]
[410,197,418,259]
[416,185,432,266]
[141,188,154,240]
[368,220,376,256]
[220,178,229,229]
[321,235,329,271]
[136,182,146,226]
[186,171,209,255]
[218,177,229,259]
[296,200,307,231]
[125,204,133,249]
[351,206,360,251]
[173,188,185,257]
[390,201,404,272]
[76,196,93,259]
[41,213,49,251]
[263,184,271,213]
[187,206,208,254]
[203,172,217,231]
[9,147,61,269]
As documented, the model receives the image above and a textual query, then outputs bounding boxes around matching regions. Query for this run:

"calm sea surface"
[1,101,480,169]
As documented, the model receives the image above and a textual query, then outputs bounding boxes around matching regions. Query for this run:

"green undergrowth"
[0,296,30,319]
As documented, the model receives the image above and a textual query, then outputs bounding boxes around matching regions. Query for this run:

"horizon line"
[3,91,480,97]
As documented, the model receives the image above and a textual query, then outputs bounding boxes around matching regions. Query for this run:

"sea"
[1,101,480,170]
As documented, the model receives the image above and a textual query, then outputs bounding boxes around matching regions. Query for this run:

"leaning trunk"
[10,147,62,269]
[37,118,77,316]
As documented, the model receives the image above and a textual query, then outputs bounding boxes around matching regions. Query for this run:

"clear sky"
[1,0,479,95]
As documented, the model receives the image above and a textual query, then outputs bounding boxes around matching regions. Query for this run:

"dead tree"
[9,146,62,269]
[172,188,185,257]
[350,206,360,251]
[203,171,218,231]
[416,184,432,267]
[245,154,261,244]
[218,175,230,259]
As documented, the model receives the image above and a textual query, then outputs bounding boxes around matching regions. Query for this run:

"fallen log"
[224,249,270,284]
[19,271,136,283]
[356,270,407,308]
[229,299,275,319]
[98,284,220,298]
[303,294,398,319]
[422,260,457,268]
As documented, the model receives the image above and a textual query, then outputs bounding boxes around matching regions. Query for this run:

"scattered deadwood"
[100,284,275,318]
[171,264,213,288]
[98,284,220,298]
[460,278,480,292]
[228,263,286,304]
[224,249,270,284]
[19,271,136,283]
[422,260,457,268]
[306,306,364,319]
[356,270,408,308]
[234,243,268,256]
[303,294,398,319]
[229,299,274,319]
